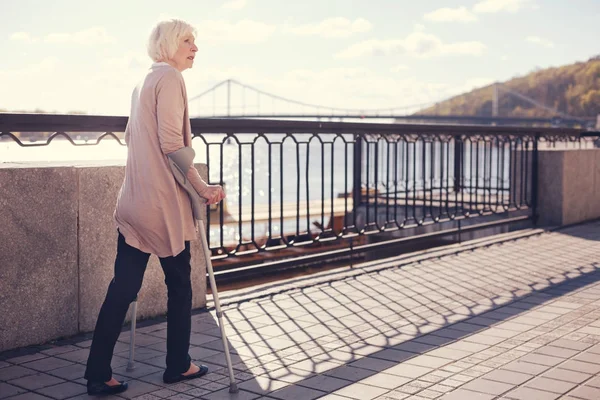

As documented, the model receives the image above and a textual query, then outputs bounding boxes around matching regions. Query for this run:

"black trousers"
[84,231,193,382]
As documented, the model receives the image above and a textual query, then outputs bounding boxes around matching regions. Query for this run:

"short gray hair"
[147,19,196,62]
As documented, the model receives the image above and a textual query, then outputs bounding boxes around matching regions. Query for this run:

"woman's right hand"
[200,185,226,205]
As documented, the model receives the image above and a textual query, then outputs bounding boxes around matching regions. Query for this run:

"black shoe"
[86,380,128,396]
[163,365,209,384]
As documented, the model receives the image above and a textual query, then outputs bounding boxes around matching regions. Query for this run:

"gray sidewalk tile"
[8,372,65,391]
[567,385,600,400]
[461,378,514,396]
[503,387,560,400]
[440,389,495,399]
[328,382,388,400]
[268,384,325,400]
[35,382,87,399]
[0,382,28,399]
[481,369,532,385]
[524,376,577,394]
[0,366,37,381]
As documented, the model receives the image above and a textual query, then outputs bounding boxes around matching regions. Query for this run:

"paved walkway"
[1,221,600,400]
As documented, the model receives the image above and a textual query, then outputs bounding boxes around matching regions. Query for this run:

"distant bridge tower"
[492,82,499,118]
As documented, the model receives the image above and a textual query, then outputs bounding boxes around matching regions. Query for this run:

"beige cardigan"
[114,62,208,257]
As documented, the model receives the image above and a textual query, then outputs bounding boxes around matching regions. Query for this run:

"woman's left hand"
[201,185,226,205]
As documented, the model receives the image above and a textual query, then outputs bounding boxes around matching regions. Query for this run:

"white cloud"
[44,27,115,45]
[473,0,537,13]
[196,20,276,44]
[414,23,426,32]
[221,0,247,10]
[526,36,554,48]
[336,31,486,59]
[10,32,38,43]
[285,17,372,38]
[390,65,409,72]
[424,7,478,22]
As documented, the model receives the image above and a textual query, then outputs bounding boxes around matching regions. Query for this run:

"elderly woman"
[84,19,225,396]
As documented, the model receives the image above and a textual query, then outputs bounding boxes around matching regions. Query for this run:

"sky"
[1,0,599,116]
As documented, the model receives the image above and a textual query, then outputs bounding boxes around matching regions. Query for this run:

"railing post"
[531,133,540,225]
[453,135,462,193]
[353,134,363,209]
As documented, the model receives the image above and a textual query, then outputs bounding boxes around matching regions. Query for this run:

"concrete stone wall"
[0,166,79,351]
[537,149,600,226]
[0,162,208,351]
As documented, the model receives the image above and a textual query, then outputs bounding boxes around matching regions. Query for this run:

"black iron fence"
[1,114,596,280]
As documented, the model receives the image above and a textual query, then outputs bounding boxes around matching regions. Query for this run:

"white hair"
[147,19,196,62]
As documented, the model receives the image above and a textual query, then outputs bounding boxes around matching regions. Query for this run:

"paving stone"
[348,357,397,372]
[534,346,580,359]
[332,382,388,400]
[21,358,74,373]
[323,365,376,381]
[541,367,592,384]
[236,376,289,395]
[504,386,560,400]
[53,349,91,364]
[585,376,600,388]
[573,352,600,365]
[35,382,87,399]
[2,393,53,400]
[165,394,193,400]
[561,360,600,374]
[440,389,496,399]
[318,395,355,400]
[481,369,532,385]
[518,353,564,367]
[149,389,179,398]
[133,394,162,400]
[368,349,415,363]
[0,366,37,381]
[404,355,450,369]
[524,376,577,394]
[425,348,472,361]
[568,385,600,400]
[119,381,163,399]
[382,364,432,379]
[461,378,514,396]
[113,363,162,379]
[0,382,27,399]
[45,364,85,381]
[268,384,325,400]
[549,339,592,351]
[359,372,410,390]
[6,354,48,365]
[500,361,550,375]
[8,372,66,391]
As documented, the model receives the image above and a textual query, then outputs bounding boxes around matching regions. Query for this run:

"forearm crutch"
[167,146,238,393]
[127,297,137,372]
[198,219,238,393]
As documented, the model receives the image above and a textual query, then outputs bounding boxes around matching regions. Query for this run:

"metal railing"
[1,114,596,280]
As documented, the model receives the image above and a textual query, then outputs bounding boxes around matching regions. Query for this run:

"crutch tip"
[126,363,136,372]
[228,383,239,393]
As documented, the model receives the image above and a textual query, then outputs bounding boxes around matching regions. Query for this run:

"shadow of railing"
[185,226,600,398]
[1,224,598,399]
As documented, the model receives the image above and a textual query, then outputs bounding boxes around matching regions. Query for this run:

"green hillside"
[419,56,600,118]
